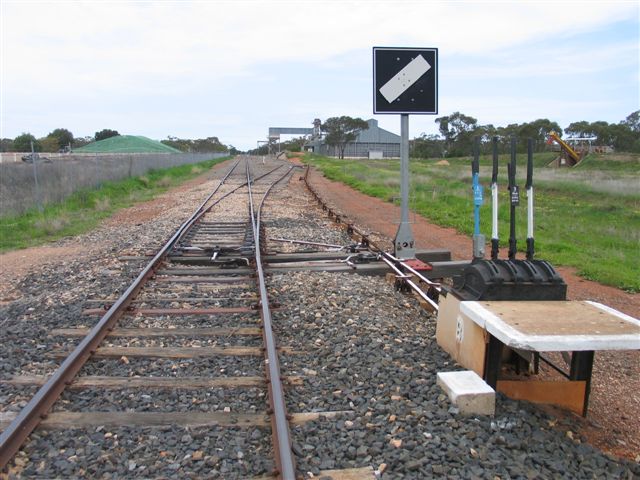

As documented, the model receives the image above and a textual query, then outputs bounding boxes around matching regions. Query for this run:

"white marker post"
[374,47,438,259]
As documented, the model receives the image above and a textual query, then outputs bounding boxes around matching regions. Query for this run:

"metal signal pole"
[394,114,415,259]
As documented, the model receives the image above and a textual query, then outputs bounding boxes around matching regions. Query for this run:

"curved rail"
[247,161,297,479]
[302,164,441,311]
[0,159,246,468]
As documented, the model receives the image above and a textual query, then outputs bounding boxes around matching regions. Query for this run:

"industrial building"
[304,119,400,158]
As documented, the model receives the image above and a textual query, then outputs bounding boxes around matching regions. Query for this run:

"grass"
[304,153,640,292]
[574,152,640,172]
[0,156,231,252]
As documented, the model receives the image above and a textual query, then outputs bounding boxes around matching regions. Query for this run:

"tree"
[192,137,227,153]
[47,128,74,150]
[411,133,444,159]
[435,112,478,156]
[564,120,592,138]
[73,136,94,148]
[622,110,639,133]
[564,120,613,145]
[608,123,638,152]
[95,129,120,141]
[321,116,369,159]
[0,138,14,152]
[13,133,40,152]
[280,136,306,152]
[474,124,498,153]
[38,136,60,152]
[517,119,562,152]
[161,136,188,152]
[161,136,228,153]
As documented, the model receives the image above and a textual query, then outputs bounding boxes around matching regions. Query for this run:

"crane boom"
[548,131,583,165]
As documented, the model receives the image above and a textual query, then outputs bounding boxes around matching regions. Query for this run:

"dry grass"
[156,176,173,188]
[94,197,111,212]
[382,178,400,188]
[34,215,71,235]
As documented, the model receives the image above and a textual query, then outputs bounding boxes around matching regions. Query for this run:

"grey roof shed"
[355,119,400,143]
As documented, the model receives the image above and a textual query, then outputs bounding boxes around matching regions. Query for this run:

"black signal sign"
[373,47,438,114]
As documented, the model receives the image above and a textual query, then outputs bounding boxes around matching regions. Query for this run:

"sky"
[1,0,638,151]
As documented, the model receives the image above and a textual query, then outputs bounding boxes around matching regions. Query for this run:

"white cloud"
[445,40,639,80]
[1,0,638,147]
[4,1,636,83]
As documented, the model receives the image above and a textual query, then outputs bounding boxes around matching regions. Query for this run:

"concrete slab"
[437,370,495,415]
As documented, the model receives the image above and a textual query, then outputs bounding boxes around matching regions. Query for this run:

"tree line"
[412,110,639,158]
[0,129,233,154]
[160,136,230,154]
[249,111,639,159]
[1,128,121,153]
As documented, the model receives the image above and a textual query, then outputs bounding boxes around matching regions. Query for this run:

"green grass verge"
[304,153,640,292]
[0,157,231,252]
[574,152,640,172]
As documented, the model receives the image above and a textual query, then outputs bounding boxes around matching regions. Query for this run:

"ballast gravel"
[55,387,266,414]
[270,271,639,479]
[1,158,638,478]
[13,425,274,479]
[118,312,260,329]
[78,356,264,379]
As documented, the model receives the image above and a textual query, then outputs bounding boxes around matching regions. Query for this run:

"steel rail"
[246,161,297,480]
[0,158,246,468]
[269,237,345,249]
[302,165,440,311]
[191,162,286,225]
[378,255,440,311]
[381,252,441,291]
[302,165,384,252]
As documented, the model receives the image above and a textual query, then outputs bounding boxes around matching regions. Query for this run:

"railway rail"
[1,156,638,479]
[1,158,303,478]
[300,166,441,311]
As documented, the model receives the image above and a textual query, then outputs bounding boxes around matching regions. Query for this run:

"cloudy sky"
[1,1,638,150]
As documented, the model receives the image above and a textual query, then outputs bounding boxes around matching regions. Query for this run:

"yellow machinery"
[548,131,586,167]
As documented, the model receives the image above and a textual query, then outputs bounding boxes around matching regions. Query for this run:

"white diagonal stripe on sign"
[379,54,431,104]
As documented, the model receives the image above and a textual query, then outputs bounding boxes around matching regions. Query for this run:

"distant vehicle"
[21,153,51,163]
[21,153,40,163]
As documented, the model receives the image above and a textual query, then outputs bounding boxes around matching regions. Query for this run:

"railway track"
[1,156,637,479]
[0,157,337,478]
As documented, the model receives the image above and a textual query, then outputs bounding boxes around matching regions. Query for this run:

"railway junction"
[0,155,638,479]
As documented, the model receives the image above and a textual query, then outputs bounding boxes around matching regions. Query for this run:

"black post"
[570,351,595,416]
[507,137,519,260]
[484,335,504,389]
